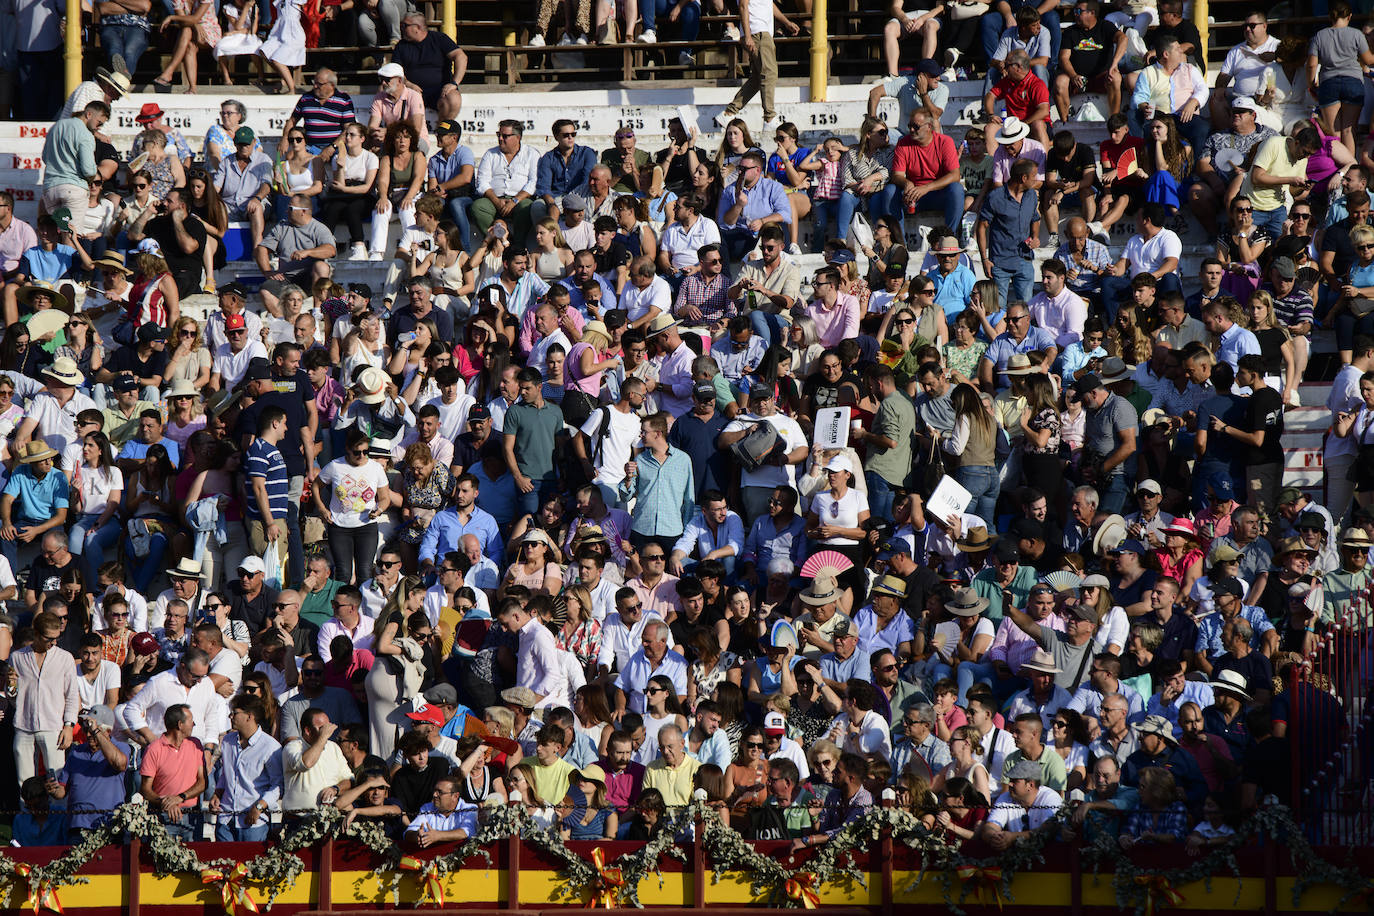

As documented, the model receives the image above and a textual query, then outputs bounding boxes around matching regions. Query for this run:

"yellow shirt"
[528,757,576,806]
[1248,136,1307,214]
[642,755,702,807]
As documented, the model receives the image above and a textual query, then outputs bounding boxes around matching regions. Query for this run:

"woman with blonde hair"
[786,315,824,378]
[396,440,455,570]
[533,218,574,282]
[968,279,1006,341]
[1246,289,1298,404]
[133,130,186,200]
[164,380,207,451]
[931,724,991,802]
[504,763,558,827]
[563,320,617,428]
[555,583,602,679]
[1108,300,1153,364]
[163,316,212,388]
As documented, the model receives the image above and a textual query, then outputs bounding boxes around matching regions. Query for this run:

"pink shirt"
[140,734,204,806]
[986,613,1065,673]
[0,217,38,274]
[369,88,430,147]
[806,294,860,347]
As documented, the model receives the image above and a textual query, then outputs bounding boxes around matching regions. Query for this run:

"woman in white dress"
[259,0,307,94]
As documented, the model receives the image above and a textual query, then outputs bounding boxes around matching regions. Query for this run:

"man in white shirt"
[980,759,1064,849]
[576,380,647,509]
[621,257,673,331]
[1100,202,1182,316]
[526,302,573,378]
[1027,259,1087,349]
[717,384,809,524]
[827,680,893,761]
[124,649,224,750]
[281,708,354,815]
[1208,12,1280,126]
[499,598,562,706]
[471,118,540,243]
[597,588,673,679]
[657,194,721,277]
[152,558,206,630]
[763,710,810,780]
[316,586,375,660]
[193,622,242,697]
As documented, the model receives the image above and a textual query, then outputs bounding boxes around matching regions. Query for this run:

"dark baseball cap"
[1210,576,1244,598]
[1074,374,1104,396]
[468,404,491,422]
[993,540,1021,564]
[435,119,460,136]
[693,381,716,402]
[348,282,373,300]
[1010,518,1044,541]
[749,382,775,400]
[112,375,139,392]
[219,281,247,299]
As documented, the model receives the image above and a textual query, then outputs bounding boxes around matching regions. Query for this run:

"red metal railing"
[1288,584,1373,843]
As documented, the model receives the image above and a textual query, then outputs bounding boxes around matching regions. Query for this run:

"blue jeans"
[215,820,271,842]
[516,478,558,520]
[721,226,759,264]
[158,808,202,842]
[640,0,701,38]
[957,659,998,705]
[955,464,1000,524]
[69,514,121,589]
[836,186,901,241]
[0,523,40,576]
[124,530,169,592]
[812,198,840,251]
[1252,205,1288,239]
[991,257,1035,308]
[100,24,150,72]
[866,471,899,523]
[1099,471,1129,515]
[912,180,966,238]
[1334,310,1374,353]
[18,50,62,121]
[443,196,474,253]
[750,309,786,347]
[980,8,1061,68]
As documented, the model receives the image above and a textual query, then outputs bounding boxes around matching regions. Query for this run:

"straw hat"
[944,588,988,617]
[17,280,70,313]
[42,356,84,387]
[16,440,58,463]
[354,366,389,405]
[954,527,998,552]
[165,378,199,400]
[800,575,841,607]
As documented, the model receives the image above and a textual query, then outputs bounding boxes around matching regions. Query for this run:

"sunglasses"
[228,329,247,337]
[745,741,764,748]
[134,182,150,189]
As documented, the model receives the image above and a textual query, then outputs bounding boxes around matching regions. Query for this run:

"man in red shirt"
[983,49,1051,149]
[890,110,965,238]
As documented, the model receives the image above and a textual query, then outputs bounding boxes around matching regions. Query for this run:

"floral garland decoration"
[0,799,1370,914]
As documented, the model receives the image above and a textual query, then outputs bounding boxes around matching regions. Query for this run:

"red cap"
[405,704,446,727]
[224,313,247,331]
[130,632,159,656]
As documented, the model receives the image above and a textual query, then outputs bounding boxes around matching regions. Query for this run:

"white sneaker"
[348,242,368,261]
[787,242,802,256]
[944,47,961,69]
[369,250,385,261]
[763,115,783,134]
[528,32,546,47]
[714,110,735,129]
[723,23,740,40]
[557,33,576,45]
[637,28,656,42]
[1088,220,1109,244]
[575,33,588,44]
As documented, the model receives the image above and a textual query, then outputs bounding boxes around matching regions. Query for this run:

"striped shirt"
[289,90,357,147]
[245,437,289,523]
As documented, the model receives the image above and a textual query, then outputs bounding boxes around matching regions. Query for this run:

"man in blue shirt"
[212,694,282,841]
[976,156,1040,310]
[667,382,730,502]
[419,473,504,573]
[50,704,130,840]
[716,151,791,264]
[427,120,477,252]
[534,119,598,232]
[0,440,70,574]
[116,409,180,474]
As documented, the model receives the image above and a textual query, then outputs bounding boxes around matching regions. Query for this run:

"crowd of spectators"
[0,0,1367,865]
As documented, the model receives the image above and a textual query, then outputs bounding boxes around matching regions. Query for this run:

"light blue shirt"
[619,446,695,538]
[215,726,283,825]
[820,649,866,685]
[716,176,792,231]
[930,263,977,319]
[418,505,504,567]
[118,436,181,469]
[1065,681,1146,722]
[478,272,550,323]
[852,606,916,658]
[1215,322,1262,371]
[740,513,807,571]
[710,334,768,382]
[41,116,96,191]
[1194,605,1274,659]
[691,727,733,771]
[562,729,600,769]
[672,509,745,562]
[1144,680,1215,727]
[614,648,688,713]
[2,463,69,525]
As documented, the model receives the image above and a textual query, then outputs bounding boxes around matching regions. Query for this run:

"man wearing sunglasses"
[124,649,218,749]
